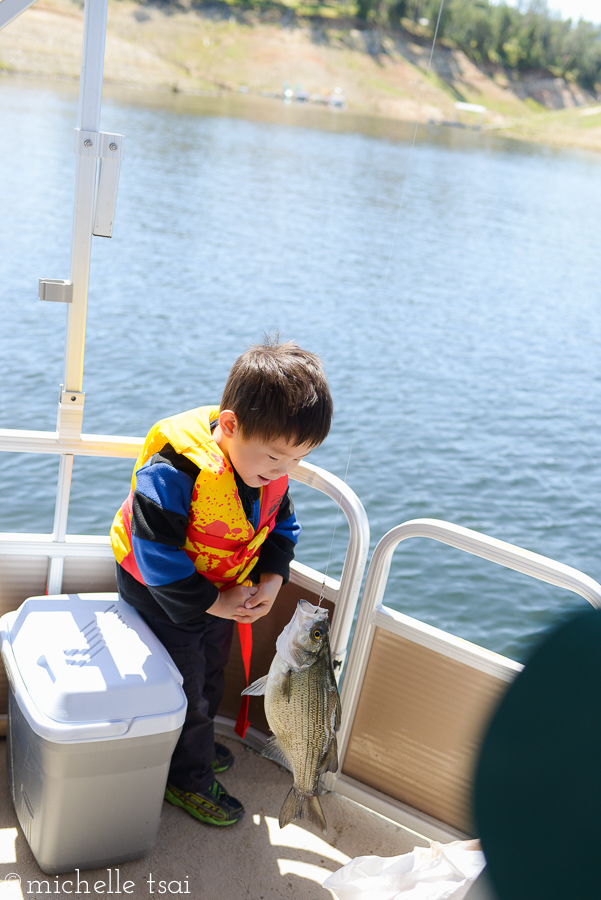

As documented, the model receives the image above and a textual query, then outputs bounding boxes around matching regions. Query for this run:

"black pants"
[139,609,234,794]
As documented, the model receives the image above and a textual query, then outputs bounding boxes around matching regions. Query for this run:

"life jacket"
[110,405,288,591]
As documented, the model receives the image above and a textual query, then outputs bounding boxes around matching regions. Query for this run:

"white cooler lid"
[0,593,187,741]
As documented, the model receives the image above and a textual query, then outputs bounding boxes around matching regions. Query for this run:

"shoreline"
[1,0,600,153]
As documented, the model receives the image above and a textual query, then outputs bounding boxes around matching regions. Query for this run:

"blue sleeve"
[272,511,301,546]
[131,459,198,587]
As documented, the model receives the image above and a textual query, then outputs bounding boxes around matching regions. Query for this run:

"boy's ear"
[218,409,238,438]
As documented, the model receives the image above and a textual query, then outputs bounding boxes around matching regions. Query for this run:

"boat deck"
[0,731,428,899]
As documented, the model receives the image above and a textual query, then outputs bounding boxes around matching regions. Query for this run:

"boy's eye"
[268,455,279,461]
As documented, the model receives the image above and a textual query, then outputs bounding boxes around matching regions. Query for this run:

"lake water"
[1,77,600,663]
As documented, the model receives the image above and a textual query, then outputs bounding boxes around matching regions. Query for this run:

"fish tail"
[279,786,327,834]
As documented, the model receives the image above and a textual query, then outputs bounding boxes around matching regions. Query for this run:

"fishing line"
[317,0,446,608]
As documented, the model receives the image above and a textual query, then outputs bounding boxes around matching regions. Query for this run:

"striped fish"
[242,599,341,833]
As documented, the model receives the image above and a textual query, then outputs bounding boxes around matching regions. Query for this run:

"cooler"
[0,592,187,874]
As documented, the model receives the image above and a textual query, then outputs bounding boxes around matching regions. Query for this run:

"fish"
[242,598,341,834]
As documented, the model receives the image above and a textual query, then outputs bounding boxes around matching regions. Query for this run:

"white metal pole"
[64,0,108,395]
[47,454,75,594]
[49,0,109,594]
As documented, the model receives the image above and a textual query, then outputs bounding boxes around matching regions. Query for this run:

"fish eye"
[312,627,323,640]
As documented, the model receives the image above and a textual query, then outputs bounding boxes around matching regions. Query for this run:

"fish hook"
[318,579,326,608]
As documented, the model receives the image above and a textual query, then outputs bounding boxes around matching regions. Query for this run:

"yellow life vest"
[110,406,288,590]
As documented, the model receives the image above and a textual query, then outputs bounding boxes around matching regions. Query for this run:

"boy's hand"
[207,574,283,623]
[234,573,283,623]
[207,583,259,622]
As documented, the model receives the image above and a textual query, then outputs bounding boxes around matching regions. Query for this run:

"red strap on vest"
[235,622,253,738]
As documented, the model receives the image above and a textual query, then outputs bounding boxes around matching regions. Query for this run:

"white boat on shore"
[1,1,601,897]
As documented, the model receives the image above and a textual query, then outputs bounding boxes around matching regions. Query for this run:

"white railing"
[339,516,601,758]
[290,461,370,669]
[0,429,143,457]
[327,518,601,837]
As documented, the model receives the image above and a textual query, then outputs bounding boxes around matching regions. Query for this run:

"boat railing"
[289,460,369,668]
[326,517,601,841]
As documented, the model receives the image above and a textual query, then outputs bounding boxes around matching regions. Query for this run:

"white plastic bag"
[322,840,485,900]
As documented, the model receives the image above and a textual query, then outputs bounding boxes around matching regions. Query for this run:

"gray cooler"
[0,593,187,874]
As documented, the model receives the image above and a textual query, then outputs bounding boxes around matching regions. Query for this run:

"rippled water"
[1,77,600,662]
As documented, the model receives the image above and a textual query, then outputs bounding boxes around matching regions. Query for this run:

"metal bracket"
[75,129,125,238]
[57,386,86,440]
[39,279,73,303]
[75,129,124,160]
[94,154,122,237]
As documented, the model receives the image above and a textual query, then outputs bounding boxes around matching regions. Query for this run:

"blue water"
[1,77,600,663]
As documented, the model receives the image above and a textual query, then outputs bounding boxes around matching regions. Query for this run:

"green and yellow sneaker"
[164,780,244,826]
[212,742,234,773]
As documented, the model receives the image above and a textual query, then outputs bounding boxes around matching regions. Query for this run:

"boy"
[110,339,333,826]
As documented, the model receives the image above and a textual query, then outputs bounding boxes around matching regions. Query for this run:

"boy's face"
[217,411,314,488]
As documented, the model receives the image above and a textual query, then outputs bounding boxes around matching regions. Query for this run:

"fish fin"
[279,786,327,835]
[320,736,339,775]
[334,694,342,732]
[261,736,291,770]
[241,674,269,697]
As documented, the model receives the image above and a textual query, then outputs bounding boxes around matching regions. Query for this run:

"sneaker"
[164,780,244,826]
[212,742,234,773]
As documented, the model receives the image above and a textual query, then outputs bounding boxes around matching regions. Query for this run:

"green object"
[474,607,601,900]
[212,743,234,773]
[164,780,244,826]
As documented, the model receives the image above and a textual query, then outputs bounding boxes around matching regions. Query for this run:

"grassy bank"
[486,103,601,153]
[1,0,601,151]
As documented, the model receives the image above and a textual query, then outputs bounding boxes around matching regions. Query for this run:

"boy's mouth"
[257,475,271,486]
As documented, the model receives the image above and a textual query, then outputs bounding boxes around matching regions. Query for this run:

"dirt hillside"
[1,0,601,151]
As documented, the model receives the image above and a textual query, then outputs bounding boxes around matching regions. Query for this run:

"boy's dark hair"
[220,338,333,447]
